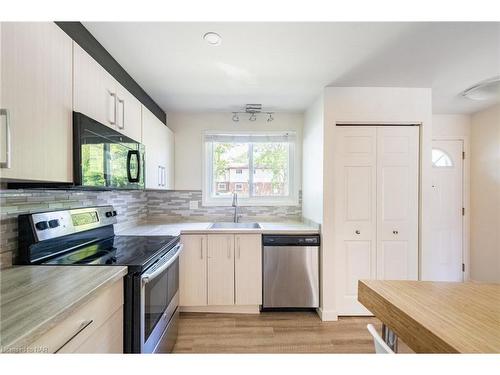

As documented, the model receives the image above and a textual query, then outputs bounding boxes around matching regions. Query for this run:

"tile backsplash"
[0,189,302,268]
[146,190,302,223]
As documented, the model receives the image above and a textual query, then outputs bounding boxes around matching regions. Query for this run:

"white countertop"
[118,221,319,236]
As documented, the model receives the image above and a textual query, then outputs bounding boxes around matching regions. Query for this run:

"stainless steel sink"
[210,222,261,229]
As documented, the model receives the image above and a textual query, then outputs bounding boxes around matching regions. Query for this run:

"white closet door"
[335,127,377,315]
[376,126,419,280]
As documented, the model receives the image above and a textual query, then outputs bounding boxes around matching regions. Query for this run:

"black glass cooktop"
[43,235,179,271]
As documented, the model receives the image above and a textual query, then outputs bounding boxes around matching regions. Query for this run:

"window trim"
[202,131,299,207]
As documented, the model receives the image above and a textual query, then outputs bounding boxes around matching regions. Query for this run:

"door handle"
[109,92,117,125]
[54,320,93,353]
[117,97,125,129]
[200,237,204,259]
[0,108,11,169]
[127,150,141,183]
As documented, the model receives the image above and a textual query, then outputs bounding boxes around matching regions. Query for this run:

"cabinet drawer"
[69,306,123,353]
[30,279,123,353]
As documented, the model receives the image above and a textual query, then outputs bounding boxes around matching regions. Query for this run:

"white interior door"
[430,140,464,281]
[376,127,419,281]
[335,127,377,315]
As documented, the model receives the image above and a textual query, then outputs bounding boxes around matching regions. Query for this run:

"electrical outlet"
[189,200,199,210]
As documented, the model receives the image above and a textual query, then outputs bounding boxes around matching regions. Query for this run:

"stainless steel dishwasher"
[262,234,320,309]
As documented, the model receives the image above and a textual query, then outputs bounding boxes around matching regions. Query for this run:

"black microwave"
[73,112,145,190]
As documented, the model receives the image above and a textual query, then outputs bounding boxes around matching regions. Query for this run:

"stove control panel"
[31,206,118,242]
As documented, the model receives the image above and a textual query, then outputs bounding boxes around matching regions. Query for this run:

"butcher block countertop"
[0,265,127,352]
[358,280,500,353]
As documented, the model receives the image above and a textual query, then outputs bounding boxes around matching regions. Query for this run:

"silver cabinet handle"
[200,237,204,259]
[109,92,117,125]
[54,319,93,353]
[393,230,399,235]
[117,97,125,129]
[0,109,11,169]
[161,166,166,187]
[158,165,161,187]
[355,230,360,235]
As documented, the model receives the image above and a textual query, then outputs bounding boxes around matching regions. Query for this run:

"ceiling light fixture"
[462,76,500,101]
[203,32,222,46]
[231,104,275,123]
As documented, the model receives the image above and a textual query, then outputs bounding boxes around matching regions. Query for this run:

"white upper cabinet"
[0,22,73,182]
[73,43,142,142]
[142,106,174,190]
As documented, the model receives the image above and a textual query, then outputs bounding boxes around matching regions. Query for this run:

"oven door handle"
[141,243,183,285]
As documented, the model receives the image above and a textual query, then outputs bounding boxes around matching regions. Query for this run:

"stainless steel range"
[16,205,182,353]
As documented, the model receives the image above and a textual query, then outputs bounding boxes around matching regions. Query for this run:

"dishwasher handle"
[262,235,320,247]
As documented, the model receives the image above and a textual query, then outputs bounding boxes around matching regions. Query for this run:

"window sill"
[202,196,299,207]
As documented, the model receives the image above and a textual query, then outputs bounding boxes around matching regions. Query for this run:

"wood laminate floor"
[173,311,413,353]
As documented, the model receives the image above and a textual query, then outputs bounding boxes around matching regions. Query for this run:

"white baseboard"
[316,307,338,321]
[180,305,260,314]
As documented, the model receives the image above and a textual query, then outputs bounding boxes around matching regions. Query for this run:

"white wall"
[167,112,303,191]
[302,94,324,224]
[432,114,472,280]
[321,87,432,320]
[470,104,500,282]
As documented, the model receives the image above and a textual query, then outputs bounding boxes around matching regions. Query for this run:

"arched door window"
[432,148,453,167]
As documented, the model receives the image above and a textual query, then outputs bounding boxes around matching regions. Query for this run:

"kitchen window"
[203,132,298,206]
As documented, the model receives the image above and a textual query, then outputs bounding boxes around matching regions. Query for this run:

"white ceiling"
[84,22,500,114]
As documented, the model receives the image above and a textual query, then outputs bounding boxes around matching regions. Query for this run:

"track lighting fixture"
[231,104,275,123]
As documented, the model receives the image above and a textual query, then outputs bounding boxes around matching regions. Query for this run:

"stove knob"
[48,219,60,228]
[35,221,49,231]
[105,211,113,218]
[112,210,117,217]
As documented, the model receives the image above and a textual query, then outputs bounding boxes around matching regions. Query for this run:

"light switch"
[189,200,199,210]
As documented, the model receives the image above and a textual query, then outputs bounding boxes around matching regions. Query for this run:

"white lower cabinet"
[179,234,208,306]
[208,234,235,305]
[235,234,262,305]
[30,279,124,353]
[179,233,262,308]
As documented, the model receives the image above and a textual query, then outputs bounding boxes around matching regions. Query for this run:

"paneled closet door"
[376,126,419,280]
[335,127,377,315]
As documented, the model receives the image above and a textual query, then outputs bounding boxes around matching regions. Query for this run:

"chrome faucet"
[232,192,240,223]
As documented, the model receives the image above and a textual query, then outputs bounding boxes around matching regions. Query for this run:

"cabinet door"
[207,234,235,305]
[334,126,377,315]
[235,234,262,305]
[116,83,142,142]
[179,235,207,306]
[165,125,175,189]
[0,22,72,182]
[376,126,419,280]
[142,107,161,189]
[73,43,117,128]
